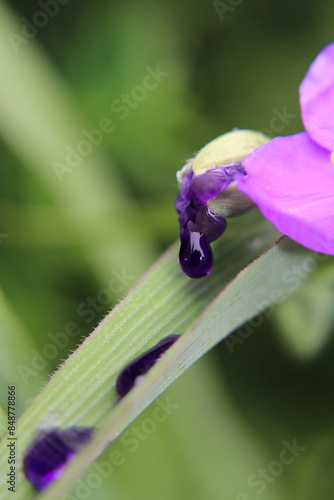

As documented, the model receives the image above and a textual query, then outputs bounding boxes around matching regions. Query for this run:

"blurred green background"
[1,0,334,498]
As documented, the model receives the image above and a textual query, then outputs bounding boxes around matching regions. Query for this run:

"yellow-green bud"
[177,129,270,218]
[192,129,270,174]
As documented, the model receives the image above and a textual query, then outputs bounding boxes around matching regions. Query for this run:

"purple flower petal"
[299,42,334,151]
[238,132,334,254]
[175,164,194,221]
[189,164,243,204]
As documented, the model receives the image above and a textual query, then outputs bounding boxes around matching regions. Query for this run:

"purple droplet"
[179,231,213,278]
[23,427,94,491]
[116,335,180,399]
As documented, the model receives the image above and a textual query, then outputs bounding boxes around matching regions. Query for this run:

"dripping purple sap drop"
[179,231,214,278]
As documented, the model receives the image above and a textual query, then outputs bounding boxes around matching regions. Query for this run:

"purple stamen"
[116,335,180,399]
[23,427,94,490]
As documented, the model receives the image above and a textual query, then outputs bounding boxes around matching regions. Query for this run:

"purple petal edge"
[238,132,334,255]
[299,42,334,151]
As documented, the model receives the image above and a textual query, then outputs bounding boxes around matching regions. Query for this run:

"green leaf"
[38,236,310,500]
[0,209,314,499]
[122,356,286,500]
[274,264,334,359]
[0,406,7,440]
[102,356,287,500]
[0,289,47,414]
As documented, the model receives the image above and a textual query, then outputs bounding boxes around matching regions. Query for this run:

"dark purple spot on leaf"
[23,427,94,491]
[116,335,180,399]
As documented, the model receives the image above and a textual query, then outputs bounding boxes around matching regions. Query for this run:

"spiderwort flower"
[23,427,94,491]
[175,42,334,278]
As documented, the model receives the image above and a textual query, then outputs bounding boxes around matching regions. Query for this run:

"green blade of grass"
[0,209,314,499]
[107,356,287,500]
[38,235,311,500]
[0,209,277,498]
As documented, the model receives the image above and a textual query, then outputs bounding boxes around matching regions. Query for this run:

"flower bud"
[175,129,270,278]
[177,129,270,219]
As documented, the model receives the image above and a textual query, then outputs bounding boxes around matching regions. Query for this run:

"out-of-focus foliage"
[0,0,334,499]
